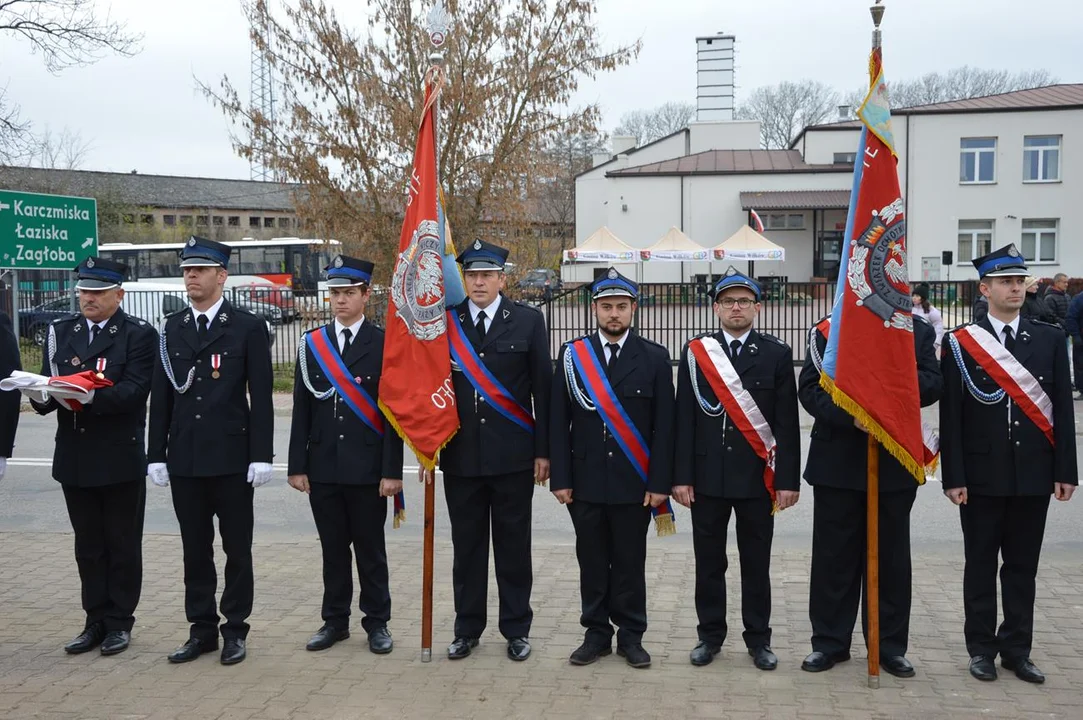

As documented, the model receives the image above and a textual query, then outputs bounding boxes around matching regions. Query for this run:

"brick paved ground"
[1,532,1082,719]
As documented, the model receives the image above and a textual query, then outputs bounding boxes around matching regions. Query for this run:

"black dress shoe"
[507,637,531,661]
[64,624,106,654]
[221,638,246,665]
[689,642,720,666]
[968,655,997,681]
[750,645,778,671]
[617,644,652,668]
[880,655,915,678]
[100,630,131,656]
[306,625,349,651]
[167,637,218,664]
[801,650,851,672]
[447,636,478,660]
[368,627,393,655]
[569,641,612,666]
[1002,657,1045,684]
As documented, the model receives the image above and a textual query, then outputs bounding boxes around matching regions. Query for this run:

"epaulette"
[759,332,789,348]
[164,307,188,319]
[1030,319,1064,331]
[945,322,973,335]
[912,313,931,327]
[124,315,149,327]
[230,305,257,318]
[639,335,668,352]
[513,299,541,313]
[51,314,77,325]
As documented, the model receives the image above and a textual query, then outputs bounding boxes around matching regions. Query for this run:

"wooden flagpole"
[420,0,451,664]
[865,1,886,690]
[866,435,880,688]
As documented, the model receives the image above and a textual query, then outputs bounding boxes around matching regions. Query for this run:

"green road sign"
[0,188,98,270]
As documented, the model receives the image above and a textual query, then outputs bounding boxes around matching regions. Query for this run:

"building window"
[212,216,224,226]
[163,214,176,227]
[957,220,994,263]
[122,213,135,224]
[833,152,857,164]
[278,217,290,228]
[765,212,805,230]
[249,216,261,228]
[196,215,209,226]
[1021,219,1058,263]
[264,217,275,228]
[140,214,155,225]
[1023,135,1060,182]
[228,216,240,227]
[179,215,193,226]
[960,138,996,184]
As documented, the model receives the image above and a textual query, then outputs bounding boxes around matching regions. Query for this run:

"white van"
[121,282,276,346]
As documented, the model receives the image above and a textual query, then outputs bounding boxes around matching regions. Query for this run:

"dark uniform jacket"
[439,296,551,477]
[940,317,1078,496]
[674,330,800,498]
[31,309,157,487]
[149,301,274,477]
[287,321,404,484]
[0,312,21,457]
[550,332,674,503]
[800,315,942,493]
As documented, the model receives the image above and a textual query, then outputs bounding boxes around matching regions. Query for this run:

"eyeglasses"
[718,297,756,309]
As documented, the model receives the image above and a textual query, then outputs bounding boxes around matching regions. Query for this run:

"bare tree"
[200,0,638,280]
[0,0,141,160]
[613,101,696,146]
[735,81,839,149]
[534,131,607,261]
[32,125,91,169]
[844,67,1059,111]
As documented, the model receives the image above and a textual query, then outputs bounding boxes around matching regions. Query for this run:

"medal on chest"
[211,354,222,379]
[95,358,107,380]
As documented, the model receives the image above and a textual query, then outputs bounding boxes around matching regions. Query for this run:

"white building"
[572,83,1083,285]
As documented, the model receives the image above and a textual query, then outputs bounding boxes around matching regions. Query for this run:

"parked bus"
[98,237,341,296]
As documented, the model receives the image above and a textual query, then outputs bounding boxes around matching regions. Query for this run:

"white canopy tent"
[711,225,786,262]
[638,226,711,262]
[561,226,637,263]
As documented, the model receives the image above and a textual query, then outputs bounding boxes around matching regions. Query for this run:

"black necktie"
[341,328,353,355]
[1003,326,1016,354]
[197,314,209,343]
[730,339,741,360]
[475,310,487,343]
[606,342,620,376]
[90,324,101,342]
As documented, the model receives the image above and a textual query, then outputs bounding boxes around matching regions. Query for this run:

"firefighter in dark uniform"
[799,308,941,677]
[287,255,404,654]
[0,310,21,481]
[30,257,156,656]
[550,268,674,669]
[436,239,551,662]
[148,236,274,666]
[672,269,800,670]
[940,244,1077,684]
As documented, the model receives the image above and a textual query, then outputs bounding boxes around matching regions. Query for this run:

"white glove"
[84,389,95,404]
[0,457,6,482]
[247,462,274,488]
[148,462,170,487]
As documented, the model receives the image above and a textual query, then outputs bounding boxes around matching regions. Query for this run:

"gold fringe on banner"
[654,512,676,537]
[819,374,926,486]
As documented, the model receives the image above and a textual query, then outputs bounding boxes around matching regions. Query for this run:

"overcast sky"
[2,0,1080,180]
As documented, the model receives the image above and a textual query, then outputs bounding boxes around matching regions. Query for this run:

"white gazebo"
[561,226,639,284]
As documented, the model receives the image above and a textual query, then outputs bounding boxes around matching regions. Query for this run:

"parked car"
[232,283,297,321]
[231,296,285,325]
[18,298,78,346]
[517,269,562,300]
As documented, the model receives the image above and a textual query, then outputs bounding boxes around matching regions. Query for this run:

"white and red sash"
[951,324,1055,446]
[688,336,778,506]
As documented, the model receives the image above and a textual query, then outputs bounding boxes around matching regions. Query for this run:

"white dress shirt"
[720,328,753,357]
[986,314,1021,346]
[468,295,502,334]
[190,296,226,328]
[333,317,365,353]
[599,329,631,363]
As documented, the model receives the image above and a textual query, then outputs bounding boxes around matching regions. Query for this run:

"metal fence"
[0,280,982,374]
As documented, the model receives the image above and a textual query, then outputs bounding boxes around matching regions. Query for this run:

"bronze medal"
[71,357,80,366]
[96,373,105,380]
[212,370,221,379]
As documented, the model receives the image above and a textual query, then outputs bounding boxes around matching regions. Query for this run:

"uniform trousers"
[567,500,651,648]
[444,470,534,639]
[1072,340,1083,393]
[308,481,390,633]
[170,474,254,641]
[809,485,917,658]
[960,493,1050,661]
[62,481,146,632]
[692,494,774,648]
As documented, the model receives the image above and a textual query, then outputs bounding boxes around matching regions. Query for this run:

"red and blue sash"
[447,310,534,433]
[307,327,407,525]
[568,338,675,536]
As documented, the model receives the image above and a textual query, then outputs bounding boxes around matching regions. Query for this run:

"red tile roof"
[607,149,848,177]
[739,190,851,211]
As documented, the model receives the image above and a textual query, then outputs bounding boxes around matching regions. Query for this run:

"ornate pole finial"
[426,1,451,65]
[870,1,885,49]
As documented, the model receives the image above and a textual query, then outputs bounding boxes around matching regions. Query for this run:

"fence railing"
[1,280,983,374]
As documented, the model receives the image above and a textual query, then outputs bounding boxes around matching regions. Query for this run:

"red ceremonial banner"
[379,79,460,469]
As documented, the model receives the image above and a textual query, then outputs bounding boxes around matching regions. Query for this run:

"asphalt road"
[3,411,1082,557]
